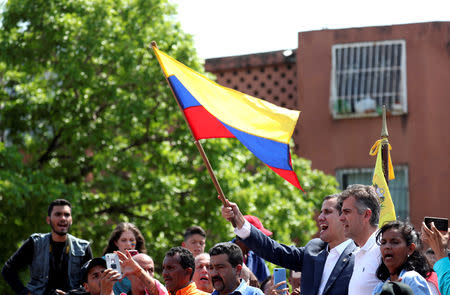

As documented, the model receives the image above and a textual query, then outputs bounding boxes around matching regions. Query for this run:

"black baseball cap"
[81,258,107,283]
[380,282,414,295]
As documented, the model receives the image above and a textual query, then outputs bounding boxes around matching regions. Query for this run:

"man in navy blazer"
[221,194,357,295]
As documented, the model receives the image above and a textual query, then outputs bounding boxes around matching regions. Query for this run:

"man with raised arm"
[118,248,207,295]
[117,252,168,295]
[67,257,120,295]
[221,194,356,295]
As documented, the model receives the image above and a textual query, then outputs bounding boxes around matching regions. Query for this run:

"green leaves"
[0,0,338,291]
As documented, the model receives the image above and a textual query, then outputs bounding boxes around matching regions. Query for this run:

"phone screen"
[273,268,287,294]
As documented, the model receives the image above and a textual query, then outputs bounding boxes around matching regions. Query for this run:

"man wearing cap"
[222,195,357,295]
[233,215,271,283]
[378,282,414,295]
[67,257,120,295]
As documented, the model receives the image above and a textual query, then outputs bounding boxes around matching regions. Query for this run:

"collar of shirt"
[354,230,378,255]
[212,279,248,295]
[329,239,352,256]
[176,282,207,295]
[317,239,352,295]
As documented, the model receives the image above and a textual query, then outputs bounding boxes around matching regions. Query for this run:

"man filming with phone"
[66,257,120,295]
[221,194,356,295]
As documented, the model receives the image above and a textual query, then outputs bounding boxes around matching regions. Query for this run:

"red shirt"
[426,272,441,295]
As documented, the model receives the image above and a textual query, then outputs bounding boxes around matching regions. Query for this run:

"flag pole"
[150,41,230,207]
[380,105,389,185]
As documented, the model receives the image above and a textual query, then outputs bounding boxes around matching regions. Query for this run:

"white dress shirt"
[317,239,353,295]
[348,230,382,295]
[234,220,252,238]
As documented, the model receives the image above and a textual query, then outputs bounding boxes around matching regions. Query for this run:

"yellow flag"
[370,140,396,227]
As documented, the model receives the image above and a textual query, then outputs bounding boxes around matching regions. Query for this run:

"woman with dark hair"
[103,222,147,295]
[372,220,432,295]
[103,222,147,255]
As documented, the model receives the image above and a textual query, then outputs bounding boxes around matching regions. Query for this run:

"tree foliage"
[0,0,338,292]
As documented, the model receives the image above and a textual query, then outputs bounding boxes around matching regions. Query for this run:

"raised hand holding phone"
[105,253,122,279]
[273,268,287,295]
[424,216,448,232]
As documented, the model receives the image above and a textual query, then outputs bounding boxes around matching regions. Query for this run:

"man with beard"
[221,195,356,295]
[2,199,93,295]
[208,243,263,295]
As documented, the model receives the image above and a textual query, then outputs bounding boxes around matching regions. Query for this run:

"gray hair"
[338,184,380,227]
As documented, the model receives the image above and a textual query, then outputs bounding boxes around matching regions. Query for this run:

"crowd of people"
[2,184,449,295]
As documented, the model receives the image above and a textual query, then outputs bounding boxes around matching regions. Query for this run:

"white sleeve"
[234,220,251,239]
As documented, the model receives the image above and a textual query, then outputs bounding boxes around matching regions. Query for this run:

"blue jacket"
[246,250,270,283]
[241,225,356,295]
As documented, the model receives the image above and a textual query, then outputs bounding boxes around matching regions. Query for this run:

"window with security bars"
[330,40,407,118]
[336,165,409,220]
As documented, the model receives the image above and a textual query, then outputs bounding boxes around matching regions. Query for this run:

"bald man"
[118,252,168,295]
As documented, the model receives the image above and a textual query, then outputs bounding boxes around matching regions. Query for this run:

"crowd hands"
[2,200,277,295]
[2,184,449,295]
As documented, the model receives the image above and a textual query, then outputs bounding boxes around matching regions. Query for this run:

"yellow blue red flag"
[153,46,302,189]
[370,139,396,227]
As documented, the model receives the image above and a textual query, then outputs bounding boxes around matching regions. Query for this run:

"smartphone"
[128,250,138,257]
[105,253,122,279]
[424,216,448,231]
[273,268,287,294]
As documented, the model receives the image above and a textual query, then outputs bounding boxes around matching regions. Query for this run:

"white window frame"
[330,40,407,119]
[336,165,409,220]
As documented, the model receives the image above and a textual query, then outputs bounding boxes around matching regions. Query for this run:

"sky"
[171,0,449,59]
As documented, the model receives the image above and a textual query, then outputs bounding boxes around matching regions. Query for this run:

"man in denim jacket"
[2,199,93,295]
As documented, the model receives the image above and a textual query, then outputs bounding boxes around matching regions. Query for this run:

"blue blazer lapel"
[313,248,328,293]
[322,242,355,294]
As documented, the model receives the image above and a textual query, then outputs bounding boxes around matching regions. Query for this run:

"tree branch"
[38,128,63,166]
[120,134,169,152]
